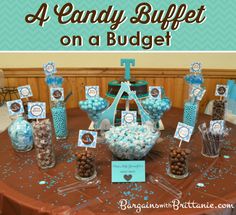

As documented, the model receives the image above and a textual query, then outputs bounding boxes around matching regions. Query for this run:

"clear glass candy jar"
[32,119,56,169]
[8,116,34,152]
[75,149,97,181]
[51,101,68,140]
[183,101,199,128]
[212,100,226,120]
[167,146,191,179]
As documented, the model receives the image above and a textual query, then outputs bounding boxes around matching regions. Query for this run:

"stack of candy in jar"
[198,123,230,158]
[43,62,68,139]
[75,150,96,180]
[142,98,171,121]
[183,65,204,128]
[51,101,68,139]
[79,97,108,126]
[168,146,191,178]
[212,100,226,120]
[105,124,160,160]
[142,87,171,127]
[8,116,34,152]
[32,119,56,169]
[212,84,229,120]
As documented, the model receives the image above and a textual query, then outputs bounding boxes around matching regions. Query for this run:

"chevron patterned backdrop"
[0,0,236,50]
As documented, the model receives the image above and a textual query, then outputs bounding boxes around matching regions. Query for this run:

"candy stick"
[64,91,72,103]
[125,99,129,111]
[198,124,211,155]
[178,139,183,148]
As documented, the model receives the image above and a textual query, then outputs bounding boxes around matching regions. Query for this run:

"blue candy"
[185,74,204,85]
[142,97,171,121]
[8,116,34,152]
[51,106,68,139]
[79,97,108,122]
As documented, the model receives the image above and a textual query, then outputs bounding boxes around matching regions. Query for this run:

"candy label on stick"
[28,102,46,119]
[210,120,224,133]
[78,130,97,148]
[121,111,137,125]
[50,87,64,101]
[43,62,56,76]
[174,122,194,142]
[149,86,162,99]
[215,85,228,97]
[6,99,24,116]
[17,85,33,99]
[190,86,206,101]
[190,62,202,73]
[85,86,99,99]
[111,161,145,183]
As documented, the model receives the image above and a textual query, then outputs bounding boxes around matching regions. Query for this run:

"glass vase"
[183,101,199,128]
[32,119,56,169]
[8,116,34,152]
[51,101,68,140]
[75,149,97,181]
[167,146,191,179]
[212,100,226,120]
[198,123,226,158]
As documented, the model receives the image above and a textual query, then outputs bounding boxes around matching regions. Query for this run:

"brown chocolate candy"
[75,150,96,178]
[169,147,190,176]
[212,100,226,120]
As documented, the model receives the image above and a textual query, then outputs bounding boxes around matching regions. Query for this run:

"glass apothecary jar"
[8,115,34,152]
[183,100,199,128]
[167,146,191,179]
[212,100,226,120]
[51,101,68,140]
[32,119,56,169]
[75,149,97,181]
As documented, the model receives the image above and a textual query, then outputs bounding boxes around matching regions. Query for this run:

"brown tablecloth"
[0,108,236,215]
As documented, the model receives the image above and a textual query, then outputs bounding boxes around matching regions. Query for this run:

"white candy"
[105,124,160,160]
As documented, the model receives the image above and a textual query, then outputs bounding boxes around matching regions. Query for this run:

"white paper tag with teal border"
[190,62,202,73]
[149,86,162,99]
[111,161,145,183]
[78,130,97,148]
[28,102,46,119]
[43,62,57,76]
[17,85,33,99]
[210,120,225,133]
[190,86,206,101]
[215,85,228,97]
[50,87,64,101]
[121,111,137,125]
[174,122,194,142]
[85,86,99,99]
[6,99,24,116]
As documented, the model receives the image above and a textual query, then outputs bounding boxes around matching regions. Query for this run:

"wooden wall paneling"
[2,68,236,113]
[27,77,39,101]
[145,77,155,86]
[76,77,86,102]
[63,77,73,109]
[154,78,165,87]
[173,78,185,108]
[165,78,175,106]
[66,77,79,109]
[6,77,28,100]
[37,78,49,111]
